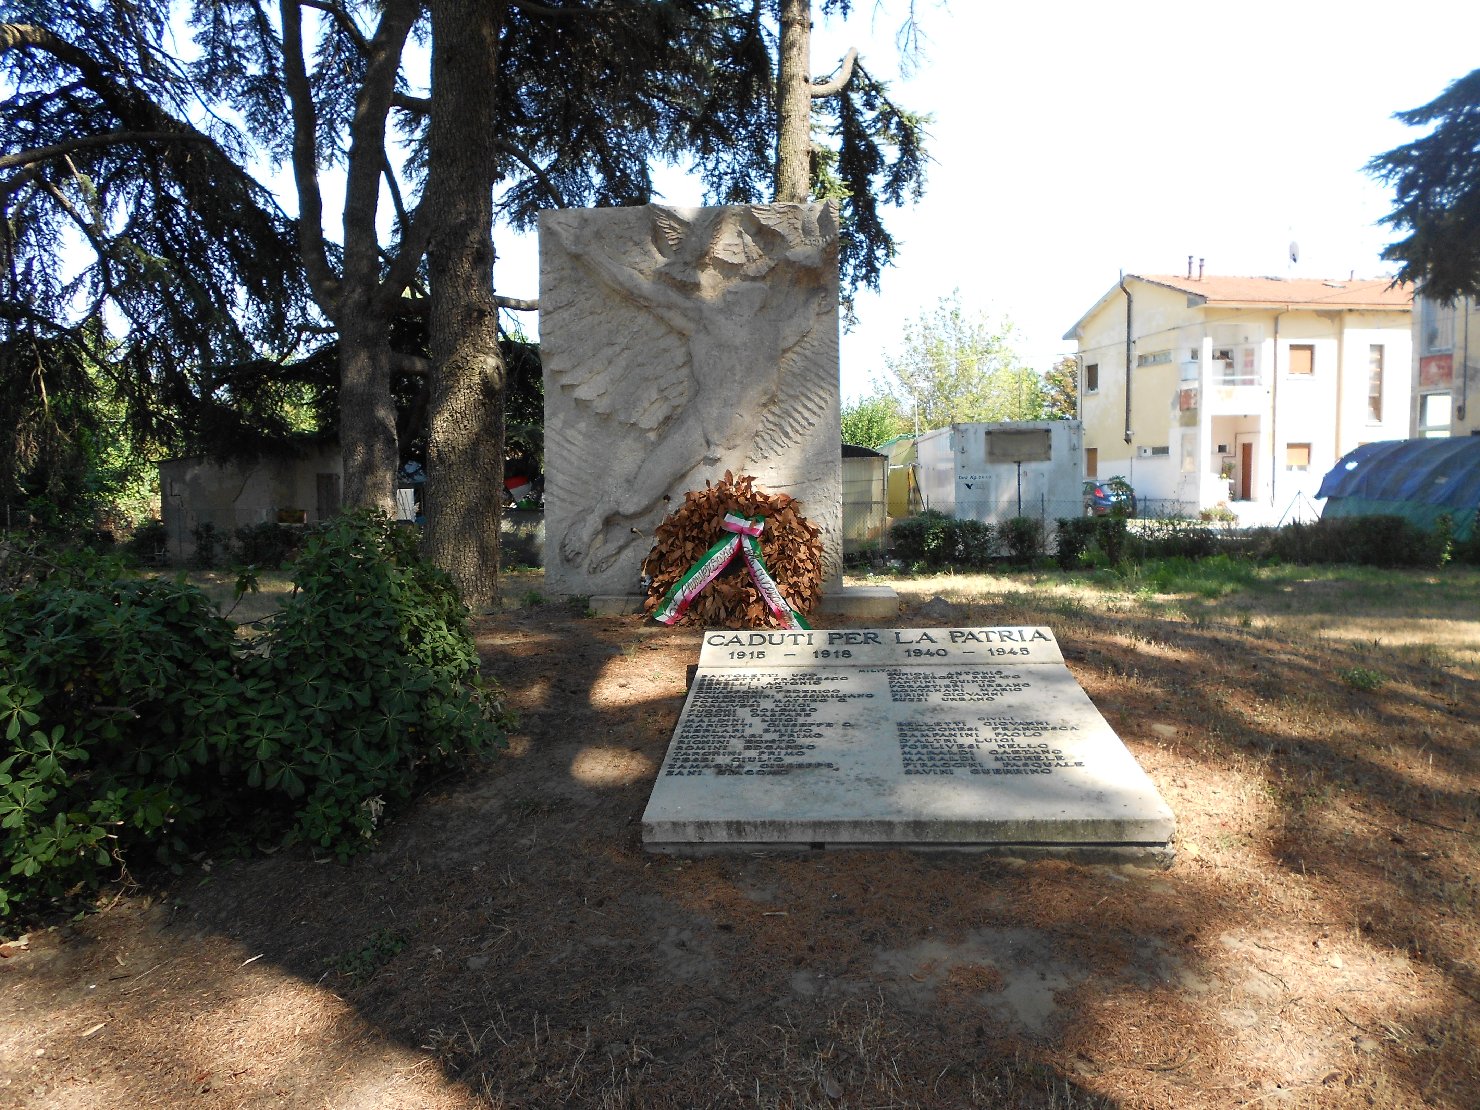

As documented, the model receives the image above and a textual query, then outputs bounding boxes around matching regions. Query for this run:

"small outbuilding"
[1316,438,1480,541]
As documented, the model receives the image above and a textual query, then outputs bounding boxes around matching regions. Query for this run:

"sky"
[488,0,1480,404]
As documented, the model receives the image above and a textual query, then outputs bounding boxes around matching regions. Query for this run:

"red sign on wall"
[1420,354,1453,388]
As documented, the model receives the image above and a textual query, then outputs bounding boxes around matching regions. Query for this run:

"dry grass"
[1,564,1476,1108]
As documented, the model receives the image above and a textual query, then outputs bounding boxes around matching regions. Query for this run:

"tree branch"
[0,130,213,171]
[810,47,858,98]
[340,0,418,307]
[494,295,538,311]
[299,0,371,55]
[391,91,431,115]
[495,138,566,208]
[278,0,342,313]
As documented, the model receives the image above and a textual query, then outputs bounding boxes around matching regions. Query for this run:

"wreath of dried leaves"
[641,472,822,628]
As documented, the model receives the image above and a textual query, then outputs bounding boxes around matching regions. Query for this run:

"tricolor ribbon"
[652,513,811,629]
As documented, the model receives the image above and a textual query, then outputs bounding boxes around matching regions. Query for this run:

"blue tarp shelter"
[1317,438,1480,541]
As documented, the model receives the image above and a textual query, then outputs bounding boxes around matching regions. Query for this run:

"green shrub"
[1000,516,1043,565]
[233,521,302,568]
[0,512,505,920]
[1054,518,1096,569]
[190,522,222,568]
[889,512,996,569]
[1240,515,1447,568]
[236,511,505,855]
[125,519,169,564]
[0,556,243,917]
[1134,518,1220,560]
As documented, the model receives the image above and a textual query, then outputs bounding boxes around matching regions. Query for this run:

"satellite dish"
[1289,241,1300,264]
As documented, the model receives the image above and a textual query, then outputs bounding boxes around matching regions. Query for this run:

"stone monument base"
[641,627,1176,865]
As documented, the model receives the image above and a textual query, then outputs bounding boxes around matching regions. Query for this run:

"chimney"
[1187,255,1194,279]
[1198,258,1205,280]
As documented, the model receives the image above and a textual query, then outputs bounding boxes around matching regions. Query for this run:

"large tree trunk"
[337,299,399,514]
[775,0,812,202]
[423,0,507,610]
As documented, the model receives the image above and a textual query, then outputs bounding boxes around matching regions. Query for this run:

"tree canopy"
[1042,355,1078,420]
[1369,68,1480,303]
[840,393,908,449]
[875,290,1045,430]
[3,0,931,602]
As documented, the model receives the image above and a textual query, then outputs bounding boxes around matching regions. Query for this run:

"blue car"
[1083,478,1137,517]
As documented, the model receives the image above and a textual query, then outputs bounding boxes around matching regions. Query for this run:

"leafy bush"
[238,512,505,854]
[0,556,243,916]
[1055,515,1130,567]
[0,512,505,919]
[999,516,1043,565]
[190,522,222,568]
[1237,515,1446,568]
[125,519,170,564]
[233,521,302,568]
[890,511,996,569]
[1134,518,1220,560]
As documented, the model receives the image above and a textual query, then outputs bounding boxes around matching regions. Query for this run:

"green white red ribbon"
[652,513,811,629]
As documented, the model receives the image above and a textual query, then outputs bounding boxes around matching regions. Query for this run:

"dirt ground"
[1,570,1476,1108]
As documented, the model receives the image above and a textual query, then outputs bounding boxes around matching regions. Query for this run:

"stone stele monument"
[539,202,844,604]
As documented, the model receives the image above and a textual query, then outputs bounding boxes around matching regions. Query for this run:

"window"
[1420,392,1452,438]
[1285,443,1312,471]
[1136,349,1172,367]
[1085,447,1098,477]
[1368,345,1384,423]
[1288,344,1314,376]
[1421,297,1454,354]
[1085,363,1099,393]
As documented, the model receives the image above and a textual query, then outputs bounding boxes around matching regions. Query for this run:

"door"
[1239,443,1253,501]
[315,472,341,521]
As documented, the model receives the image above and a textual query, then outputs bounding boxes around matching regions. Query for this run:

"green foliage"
[232,523,303,569]
[999,517,1044,565]
[1042,356,1078,420]
[1138,555,1261,598]
[877,291,1044,429]
[0,559,243,917]
[190,523,223,569]
[1368,68,1480,302]
[237,512,505,855]
[1338,667,1386,692]
[327,927,408,986]
[125,520,170,565]
[890,511,996,569]
[1237,515,1448,568]
[1134,519,1220,561]
[1053,518,1096,569]
[841,394,909,449]
[1452,512,1480,564]
[0,512,504,920]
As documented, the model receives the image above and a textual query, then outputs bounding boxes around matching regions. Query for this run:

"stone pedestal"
[642,627,1176,864]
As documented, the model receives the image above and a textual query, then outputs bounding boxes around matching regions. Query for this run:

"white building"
[1063,272,1413,521]
[1410,293,1479,438]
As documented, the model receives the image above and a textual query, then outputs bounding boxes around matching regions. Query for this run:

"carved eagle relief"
[541,202,840,582]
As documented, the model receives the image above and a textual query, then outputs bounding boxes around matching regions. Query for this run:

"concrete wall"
[158,445,342,561]
[915,421,1084,523]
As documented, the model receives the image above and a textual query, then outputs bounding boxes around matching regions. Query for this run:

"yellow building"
[1411,294,1480,438]
[1063,273,1412,521]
